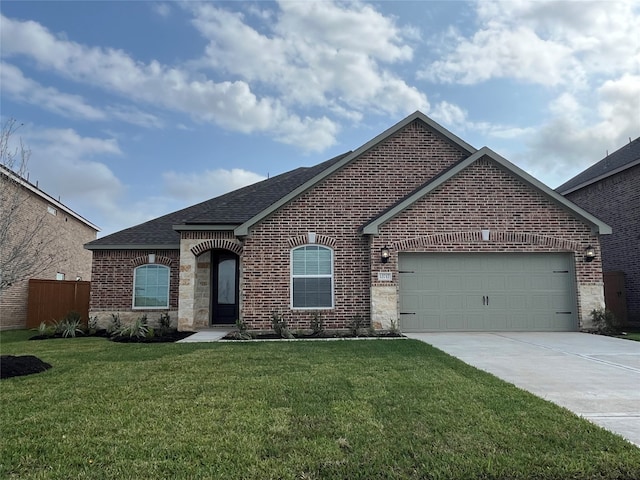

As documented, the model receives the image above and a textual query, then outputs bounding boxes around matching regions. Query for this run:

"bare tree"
[0,119,60,290]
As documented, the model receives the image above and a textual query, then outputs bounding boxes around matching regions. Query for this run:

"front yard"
[1,330,639,479]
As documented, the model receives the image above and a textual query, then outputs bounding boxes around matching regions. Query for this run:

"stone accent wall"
[565,164,640,323]
[0,173,97,330]
[369,157,604,330]
[177,231,241,331]
[241,120,469,330]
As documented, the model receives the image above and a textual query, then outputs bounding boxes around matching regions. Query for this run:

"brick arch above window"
[190,239,243,257]
[131,255,173,267]
[287,233,336,248]
[393,230,581,252]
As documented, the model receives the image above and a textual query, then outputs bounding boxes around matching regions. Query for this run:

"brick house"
[85,112,610,332]
[0,165,99,330]
[557,137,640,325]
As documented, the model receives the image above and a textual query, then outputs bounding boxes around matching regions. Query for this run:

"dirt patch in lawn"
[1,355,52,379]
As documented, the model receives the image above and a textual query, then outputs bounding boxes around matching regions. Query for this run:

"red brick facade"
[565,164,640,323]
[89,250,180,323]
[88,116,607,331]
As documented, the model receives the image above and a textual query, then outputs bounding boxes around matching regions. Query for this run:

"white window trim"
[290,245,334,310]
[132,264,170,310]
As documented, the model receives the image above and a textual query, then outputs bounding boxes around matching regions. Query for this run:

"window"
[291,245,333,309]
[55,272,65,280]
[133,264,170,308]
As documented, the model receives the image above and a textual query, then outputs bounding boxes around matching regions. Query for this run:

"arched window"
[133,264,170,309]
[291,245,333,309]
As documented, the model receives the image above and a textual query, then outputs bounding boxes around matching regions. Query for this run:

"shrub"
[88,316,99,334]
[271,310,294,339]
[107,313,121,334]
[116,315,149,339]
[310,311,324,335]
[348,316,366,337]
[388,318,401,335]
[55,317,84,338]
[591,308,620,334]
[33,321,55,337]
[158,313,172,335]
[234,318,252,340]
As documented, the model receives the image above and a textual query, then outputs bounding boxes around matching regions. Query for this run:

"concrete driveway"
[405,332,640,447]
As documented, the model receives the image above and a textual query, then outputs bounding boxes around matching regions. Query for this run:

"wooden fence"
[27,279,91,328]
[603,271,628,325]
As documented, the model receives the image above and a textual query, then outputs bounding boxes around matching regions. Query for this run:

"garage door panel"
[399,253,576,332]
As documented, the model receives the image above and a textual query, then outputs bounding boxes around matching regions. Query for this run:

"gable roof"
[86,111,476,249]
[556,137,640,195]
[85,152,350,249]
[362,147,612,235]
[234,111,476,236]
[1,164,100,232]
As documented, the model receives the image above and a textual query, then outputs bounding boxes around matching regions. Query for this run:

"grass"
[621,332,640,342]
[1,330,639,479]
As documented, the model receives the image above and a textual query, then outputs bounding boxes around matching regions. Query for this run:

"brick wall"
[241,120,470,329]
[371,158,603,328]
[565,164,640,323]
[89,249,179,327]
[0,174,97,329]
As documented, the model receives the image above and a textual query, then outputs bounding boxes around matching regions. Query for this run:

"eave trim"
[362,146,612,236]
[235,111,477,236]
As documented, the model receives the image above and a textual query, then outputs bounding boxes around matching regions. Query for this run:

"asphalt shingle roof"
[85,152,350,248]
[556,137,640,194]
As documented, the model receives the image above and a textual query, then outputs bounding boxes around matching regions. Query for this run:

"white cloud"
[0,13,339,152]
[162,168,266,204]
[420,0,639,88]
[1,62,106,120]
[151,3,171,18]
[1,61,164,128]
[189,1,428,117]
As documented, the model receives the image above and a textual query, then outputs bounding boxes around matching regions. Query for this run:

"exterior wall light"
[381,246,391,263]
[584,245,596,262]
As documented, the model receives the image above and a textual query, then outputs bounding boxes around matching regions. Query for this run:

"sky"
[1,0,638,237]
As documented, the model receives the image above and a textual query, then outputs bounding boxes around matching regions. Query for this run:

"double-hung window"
[133,264,170,308]
[291,245,333,309]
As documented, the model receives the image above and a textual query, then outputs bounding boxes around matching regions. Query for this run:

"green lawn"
[621,332,640,342]
[1,331,639,480]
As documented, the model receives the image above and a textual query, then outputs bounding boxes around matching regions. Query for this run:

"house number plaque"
[377,272,393,282]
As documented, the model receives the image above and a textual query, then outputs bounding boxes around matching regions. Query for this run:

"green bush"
[33,321,55,337]
[271,311,293,339]
[591,308,619,334]
[310,311,324,335]
[116,315,149,339]
[55,317,84,338]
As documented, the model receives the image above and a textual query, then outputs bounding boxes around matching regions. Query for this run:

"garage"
[398,253,577,332]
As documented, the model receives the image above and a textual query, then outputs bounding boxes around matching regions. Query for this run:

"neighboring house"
[85,112,610,333]
[557,137,640,325]
[0,165,99,330]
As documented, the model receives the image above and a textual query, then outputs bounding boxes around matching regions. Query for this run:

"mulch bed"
[29,330,191,343]
[223,331,404,341]
[1,355,52,379]
[110,331,193,343]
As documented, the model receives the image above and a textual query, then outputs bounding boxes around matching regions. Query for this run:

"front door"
[211,251,239,325]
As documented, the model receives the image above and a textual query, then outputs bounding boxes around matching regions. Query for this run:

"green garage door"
[399,253,577,332]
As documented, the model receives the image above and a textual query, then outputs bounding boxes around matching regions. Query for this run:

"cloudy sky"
[1,1,638,237]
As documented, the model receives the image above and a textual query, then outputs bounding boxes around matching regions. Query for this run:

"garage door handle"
[486,296,489,305]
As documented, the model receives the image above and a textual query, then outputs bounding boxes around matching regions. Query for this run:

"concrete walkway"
[176,329,231,343]
[405,332,640,447]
